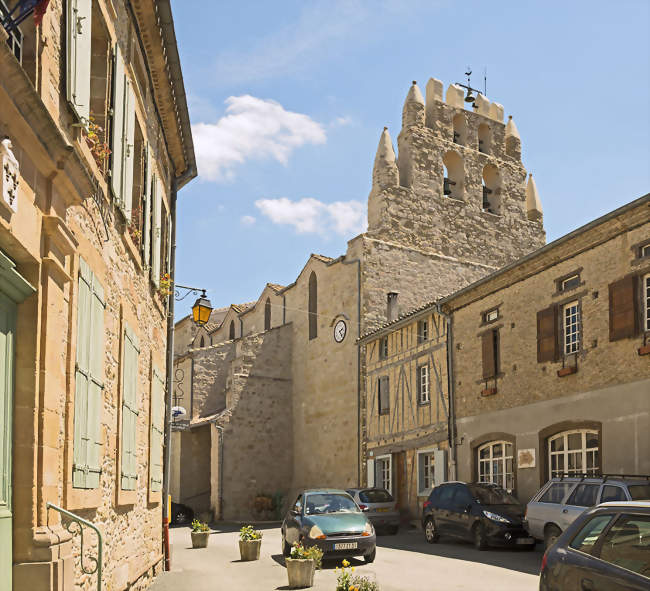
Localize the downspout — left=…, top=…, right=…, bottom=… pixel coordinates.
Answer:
left=436, top=303, right=457, bottom=481
left=212, top=423, right=224, bottom=519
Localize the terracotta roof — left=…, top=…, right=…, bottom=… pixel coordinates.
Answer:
left=267, top=283, right=285, bottom=293
left=231, top=301, right=255, bottom=314
left=358, top=298, right=443, bottom=342
left=311, top=253, right=334, bottom=263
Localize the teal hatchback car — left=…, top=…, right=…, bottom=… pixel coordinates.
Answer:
left=281, top=489, right=376, bottom=563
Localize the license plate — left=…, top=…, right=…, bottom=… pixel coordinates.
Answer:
left=334, top=542, right=358, bottom=550
left=516, top=537, right=535, bottom=545
left=376, top=508, right=390, bottom=513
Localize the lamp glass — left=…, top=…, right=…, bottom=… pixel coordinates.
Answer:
left=192, top=297, right=212, bottom=326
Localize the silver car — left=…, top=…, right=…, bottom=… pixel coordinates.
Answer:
left=525, top=475, right=650, bottom=549
left=346, top=488, right=400, bottom=534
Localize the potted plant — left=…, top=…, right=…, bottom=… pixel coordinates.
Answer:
left=190, top=519, right=210, bottom=549
left=335, top=559, right=379, bottom=591
left=239, top=525, right=262, bottom=561
left=285, top=542, right=323, bottom=589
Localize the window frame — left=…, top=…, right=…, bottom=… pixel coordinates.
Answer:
left=483, top=308, right=499, bottom=323
left=417, top=448, right=435, bottom=496
left=379, top=336, right=388, bottom=360
left=417, top=319, right=428, bottom=344
left=417, top=363, right=430, bottom=405
left=548, top=429, right=600, bottom=479
left=378, top=376, right=390, bottom=416
left=476, top=440, right=514, bottom=491
left=562, top=300, right=581, bottom=356
left=375, top=454, right=392, bottom=495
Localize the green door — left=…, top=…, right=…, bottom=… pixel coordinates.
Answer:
left=0, top=291, right=16, bottom=591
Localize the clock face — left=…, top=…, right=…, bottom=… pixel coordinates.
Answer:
left=334, top=319, right=347, bottom=343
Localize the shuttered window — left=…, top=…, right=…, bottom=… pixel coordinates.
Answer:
left=417, top=364, right=429, bottom=404
left=66, top=0, right=92, bottom=122
left=121, top=324, right=139, bottom=491
left=537, top=305, right=559, bottom=363
left=149, top=367, right=165, bottom=493
left=110, top=46, right=136, bottom=218
left=609, top=275, right=639, bottom=341
left=151, top=175, right=162, bottom=286
left=481, top=329, right=499, bottom=379
left=142, top=146, right=152, bottom=267
left=644, top=275, right=650, bottom=332
left=378, top=376, right=389, bottom=415
left=73, top=258, right=105, bottom=489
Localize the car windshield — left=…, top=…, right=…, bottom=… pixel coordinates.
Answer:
left=628, top=484, right=650, bottom=500
left=359, top=489, right=393, bottom=503
left=468, top=485, right=519, bottom=505
left=304, top=493, right=360, bottom=514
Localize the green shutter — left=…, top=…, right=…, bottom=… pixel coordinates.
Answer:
left=66, top=0, right=92, bottom=122
left=150, top=368, right=164, bottom=492
left=111, top=46, right=126, bottom=206
left=73, top=259, right=104, bottom=489
left=151, top=177, right=161, bottom=287
left=121, top=324, right=139, bottom=491
left=142, top=146, right=152, bottom=267
left=122, top=79, right=136, bottom=220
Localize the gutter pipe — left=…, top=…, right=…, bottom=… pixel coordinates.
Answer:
left=436, top=303, right=457, bottom=481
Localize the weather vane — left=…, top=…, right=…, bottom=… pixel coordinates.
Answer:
left=456, top=66, right=484, bottom=108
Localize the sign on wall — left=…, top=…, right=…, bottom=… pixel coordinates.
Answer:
left=517, top=448, right=536, bottom=469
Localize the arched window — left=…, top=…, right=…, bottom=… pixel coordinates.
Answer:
left=477, top=441, right=514, bottom=490
left=548, top=430, right=599, bottom=478
left=478, top=123, right=491, bottom=154
left=452, top=113, right=467, bottom=146
left=229, top=320, right=235, bottom=340
left=199, top=335, right=205, bottom=348
left=482, top=164, right=501, bottom=214
left=442, top=151, right=463, bottom=200
left=264, top=297, right=271, bottom=331
left=308, top=271, right=317, bottom=340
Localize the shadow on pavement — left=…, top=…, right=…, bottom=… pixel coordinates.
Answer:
left=377, top=530, right=543, bottom=576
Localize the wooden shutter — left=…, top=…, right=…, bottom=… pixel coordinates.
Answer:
left=149, top=368, right=165, bottom=493
left=73, top=259, right=104, bottom=489
left=151, top=176, right=162, bottom=286
left=537, top=305, right=559, bottom=363
left=121, top=79, right=136, bottom=219
left=121, top=324, right=139, bottom=491
left=609, top=275, right=638, bottom=341
left=66, top=0, right=92, bottom=122
left=142, top=147, right=152, bottom=266
left=111, top=46, right=126, bottom=205
left=482, top=330, right=497, bottom=379
left=366, top=459, right=375, bottom=487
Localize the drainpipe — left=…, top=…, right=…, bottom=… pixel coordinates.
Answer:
left=212, top=423, right=224, bottom=519
left=436, top=303, right=457, bottom=481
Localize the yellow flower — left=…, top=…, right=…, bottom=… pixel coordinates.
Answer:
left=351, top=567, right=355, bottom=572
left=342, top=559, right=350, bottom=567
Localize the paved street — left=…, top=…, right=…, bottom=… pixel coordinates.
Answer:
left=151, top=524, right=543, bottom=591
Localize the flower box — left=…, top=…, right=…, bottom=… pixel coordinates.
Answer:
left=557, top=366, right=577, bottom=377
left=239, top=539, right=261, bottom=561
left=286, top=558, right=315, bottom=588
left=191, top=531, right=210, bottom=549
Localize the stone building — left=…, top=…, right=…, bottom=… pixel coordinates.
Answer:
left=359, top=194, right=650, bottom=517
left=0, top=1, right=195, bottom=590
left=172, top=77, right=546, bottom=520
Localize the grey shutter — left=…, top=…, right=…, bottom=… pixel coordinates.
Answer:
left=142, top=146, right=152, bottom=266
left=366, top=459, right=375, bottom=487
left=149, top=367, right=165, bottom=492
left=433, top=449, right=447, bottom=487
left=151, top=176, right=162, bottom=286
left=121, top=324, right=139, bottom=490
left=66, top=0, right=92, bottom=122
left=122, top=78, right=136, bottom=219
left=111, top=46, right=126, bottom=205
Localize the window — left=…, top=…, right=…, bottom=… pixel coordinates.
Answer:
left=598, top=514, right=650, bottom=577
left=548, top=429, right=599, bottom=478
left=481, top=329, right=499, bottom=380
left=149, top=368, right=164, bottom=493
left=484, top=308, right=498, bottom=323
left=387, top=292, right=399, bottom=322
left=560, top=274, right=581, bottom=292
left=442, top=151, right=463, bottom=200
left=567, top=483, right=600, bottom=508
left=477, top=441, right=514, bottom=490
left=629, top=484, right=650, bottom=500
left=1, top=0, right=24, bottom=63
left=563, top=301, right=580, bottom=355
left=264, top=297, right=271, bottom=331
left=308, top=271, right=317, bottom=339
left=73, top=258, right=105, bottom=489
left=418, top=450, right=435, bottom=494
left=417, top=364, right=430, bottom=404
left=120, top=323, right=139, bottom=491
left=229, top=320, right=235, bottom=340
left=150, top=175, right=164, bottom=287
left=378, top=376, right=390, bottom=415
left=128, top=123, right=146, bottom=249
left=601, top=486, right=627, bottom=503
left=539, top=482, right=574, bottom=504
left=482, top=164, right=501, bottom=214
left=199, top=336, right=205, bottom=348
left=376, top=455, right=392, bottom=494
left=478, top=123, right=491, bottom=154
left=417, top=320, right=428, bottom=343
left=379, top=336, right=388, bottom=360
left=644, top=274, right=650, bottom=332
left=639, top=243, right=650, bottom=259
left=570, top=515, right=614, bottom=554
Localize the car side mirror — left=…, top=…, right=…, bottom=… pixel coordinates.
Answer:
left=361, top=506, right=369, bottom=513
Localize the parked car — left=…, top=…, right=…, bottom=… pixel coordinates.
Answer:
left=540, top=501, right=650, bottom=591
left=281, top=489, right=376, bottom=563
left=525, top=475, right=650, bottom=549
left=422, top=481, right=535, bottom=550
left=170, top=501, right=194, bottom=525
left=346, top=488, right=400, bottom=534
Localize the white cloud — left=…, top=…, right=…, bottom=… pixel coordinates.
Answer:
left=255, top=197, right=367, bottom=237
left=192, top=95, right=326, bottom=182
left=240, top=215, right=256, bottom=226
left=330, top=116, right=353, bottom=128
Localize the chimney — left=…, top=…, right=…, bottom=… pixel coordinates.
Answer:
left=387, top=292, right=399, bottom=322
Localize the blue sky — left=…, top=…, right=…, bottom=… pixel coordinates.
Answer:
left=170, top=0, right=650, bottom=318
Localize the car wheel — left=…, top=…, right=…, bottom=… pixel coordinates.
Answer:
left=473, top=523, right=488, bottom=551
left=424, top=518, right=439, bottom=544
left=544, top=525, right=562, bottom=551
left=281, top=532, right=291, bottom=557
left=364, top=548, right=376, bottom=563
left=174, top=510, right=189, bottom=525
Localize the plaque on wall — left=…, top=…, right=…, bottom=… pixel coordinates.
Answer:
left=517, top=448, right=536, bottom=469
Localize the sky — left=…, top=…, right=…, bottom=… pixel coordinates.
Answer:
left=170, top=0, right=650, bottom=319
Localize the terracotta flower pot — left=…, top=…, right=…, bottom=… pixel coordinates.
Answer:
left=239, top=539, right=261, bottom=561
left=285, top=558, right=315, bottom=588
left=191, top=531, right=210, bottom=549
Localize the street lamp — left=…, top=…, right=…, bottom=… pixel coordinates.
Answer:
left=174, top=284, right=213, bottom=326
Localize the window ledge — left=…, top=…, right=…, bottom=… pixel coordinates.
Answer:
left=557, top=366, right=578, bottom=377
left=481, top=387, right=498, bottom=397
left=638, top=345, right=650, bottom=356
left=418, top=400, right=431, bottom=407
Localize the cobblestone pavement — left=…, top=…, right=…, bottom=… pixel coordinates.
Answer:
left=151, top=524, right=542, bottom=591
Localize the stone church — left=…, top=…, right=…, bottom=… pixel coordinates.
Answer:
left=171, top=76, right=546, bottom=520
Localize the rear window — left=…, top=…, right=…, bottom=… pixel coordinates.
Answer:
left=567, top=484, right=600, bottom=508
left=628, top=485, right=650, bottom=501
left=360, top=489, right=393, bottom=503
left=538, top=482, right=574, bottom=504
left=600, top=486, right=626, bottom=503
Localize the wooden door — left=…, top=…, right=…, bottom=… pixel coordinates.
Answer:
left=0, top=292, right=16, bottom=591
